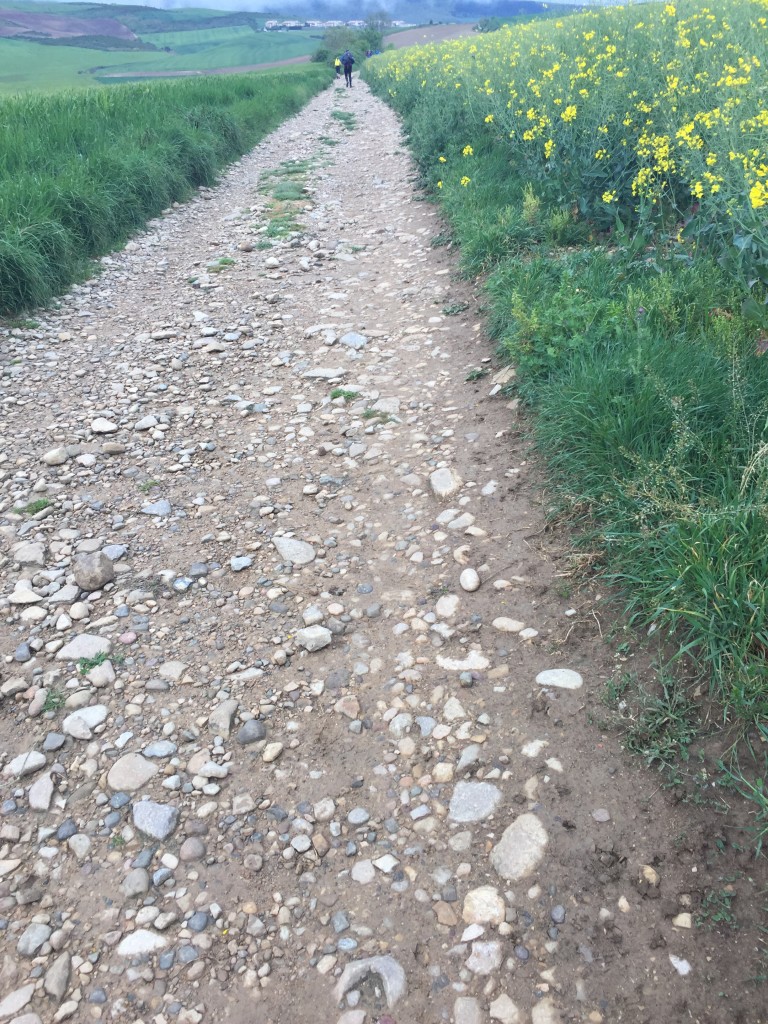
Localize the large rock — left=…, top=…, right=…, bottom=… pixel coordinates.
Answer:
left=490, top=813, right=548, bottom=881
left=43, top=951, right=71, bottom=1002
left=73, top=552, right=115, bottom=591
left=430, top=467, right=463, bottom=499
left=448, top=781, right=502, bottom=823
left=132, top=800, right=179, bottom=840
left=56, top=634, right=111, bottom=663
left=272, top=536, right=316, bottom=566
left=107, top=753, right=158, bottom=792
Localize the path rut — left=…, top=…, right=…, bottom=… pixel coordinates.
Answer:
left=0, top=80, right=764, bottom=1024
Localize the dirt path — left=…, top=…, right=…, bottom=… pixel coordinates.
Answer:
left=0, top=80, right=765, bottom=1024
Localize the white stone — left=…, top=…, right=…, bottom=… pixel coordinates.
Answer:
left=435, top=594, right=460, bottom=618
left=459, top=567, right=481, bottom=592
left=536, top=668, right=583, bottom=689
left=56, top=634, right=111, bottom=662
left=430, top=467, right=463, bottom=498
left=490, top=813, right=548, bottom=881
left=296, top=625, right=332, bottom=652
left=272, top=535, right=316, bottom=565
left=463, top=886, right=505, bottom=925
left=91, top=417, right=118, bottom=434
left=4, top=750, right=46, bottom=778
left=107, top=753, right=159, bottom=792
left=492, top=617, right=525, bottom=633
left=490, top=994, right=522, bottom=1024
left=466, top=940, right=502, bottom=975
left=116, top=930, right=168, bottom=956
left=436, top=650, right=489, bottom=672
left=449, top=781, right=502, bottom=823
left=62, top=704, right=107, bottom=739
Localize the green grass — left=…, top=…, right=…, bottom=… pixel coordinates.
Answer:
left=0, top=66, right=328, bottom=313
left=42, top=688, right=66, bottom=713
left=330, top=109, right=356, bottom=130
left=330, top=388, right=361, bottom=401
left=13, top=498, right=52, bottom=515
left=365, top=0, right=768, bottom=841
left=0, top=26, right=320, bottom=93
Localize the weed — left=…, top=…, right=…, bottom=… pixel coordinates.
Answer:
left=720, top=751, right=768, bottom=858
left=77, top=651, right=123, bottom=676
left=330, top=388, right=361, bottom=401
left=319, top=135, right=341, bottom=147
left=109, top=834, right=126, bottom=849
left=139, top=480, right=160, bottom=494
left=696, top=887, right=738, bottom=930
left=42, top=688, right=66, bottom=713
left=430, top=232, right=452, bottom=248
left=443, top=301, right=470, bottom=316
left=5, top=317, right=39, bottom=329
left=601, top=671, right=632, bottom=708
left=465, top=367, right=488, bottom=382
left=13, top=498, right=52, bottom=515
left=331, top=110, right=356, bottom=130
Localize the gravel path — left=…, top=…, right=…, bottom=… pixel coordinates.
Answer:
left=0, top=80, right=765, bottom=1024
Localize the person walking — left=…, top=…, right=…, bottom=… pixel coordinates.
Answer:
left=341, top=49, right=355, bottom=88
left=334, top=55, right=342, bottom=78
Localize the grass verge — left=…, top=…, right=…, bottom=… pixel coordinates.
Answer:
left=365, top=0, right=768, bottom=852
left=0, top=65, right=329, bottom=315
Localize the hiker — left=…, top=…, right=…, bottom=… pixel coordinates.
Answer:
left=341, top=49, right=355, bottom=88
left=334, top=55, right=341, bottom=78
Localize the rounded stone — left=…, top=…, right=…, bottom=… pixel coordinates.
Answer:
left=459, top=568, right=481, bottom=592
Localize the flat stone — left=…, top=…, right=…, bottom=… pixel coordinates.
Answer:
left=4, top=750, right=46, bottom=778
left=272, top=536, right=316, bottom=566
left=430, top=467, right=463, bottom=498
left=208, top=699, right=239, bottom=737
left=463, top=886, right=505, bottom=925
left=62, top=704, right=108, bottom=739
left=454, top=997, right=482, bottom=1024
left=350, top=860, right=375, bottom=884
left=449, top=781, right=502, bottom=823
left=179, top=837, right=206, bottom=862
left=17, top=921, right=52, bottom=956
left=116, top=930, right=168, bottom=957
left=296, top=625, right=332, bottom=651
left=303, top=367, right=347, bottom=379
left=490, top=813, right=548, bottom=881
left=436, top=650, right=489, bottom=672
left=107, top=753, right=158, bottom=792
left=492, top=617, right=525, bottom=633
left=230, top=556, right=252, bottom=572
left=44, top=951, right=71, bottom=1002
left=91, top=418, right=118, bottom=433
left=28, top=772, right=54, bottom=811
left=141, top=499, right=171, bottom=517
left=536, top=668, right=583, bottom=690
left=73, top=552, right=115, bottom=591
left=0, top=984, right=35, bottom=1018
left=466, top=940, right=502, bottom=975
left=42, top=447, right=69, bottom=465
left=340, top=331, right=367, bottom=349
left=56, top=634, right=111, bottom=662
left=334, top=955, right=407, bottom=1009
left=490, top=994, right=522, bottom=1024
left=132, top=800, right=179, bottom=840
left=12, top=542, right=45, bottom=566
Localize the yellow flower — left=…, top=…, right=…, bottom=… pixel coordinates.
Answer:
left=750, top=181, right=768, bottom=209
left=438, top=156, right=447, bottom=163
left=484, top=114, right=494, bottom=123
left=462, top=145, right=474, bottom=156
left=460, top=176, right=471, bottom=187
left=544, top=139, right=555, bottom=159
left=602, top=190, right=618, bottom=202
left=437, top=181, right=443, bottom=189
left=561, top=105, right=577, bottom=123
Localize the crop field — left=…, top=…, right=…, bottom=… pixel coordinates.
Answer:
left=0, top=65, right=328, bottom=311
left=0, top=3, right=321, bottom=92
left=366, top=0, right=768, bottom=819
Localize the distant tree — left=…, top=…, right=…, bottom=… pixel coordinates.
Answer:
left=475, top=16, right=506, bottom=32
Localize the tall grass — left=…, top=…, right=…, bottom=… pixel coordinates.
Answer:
left=0, top=67, right=329, bottom=313
left=364, top=2, right=768, bottom=743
